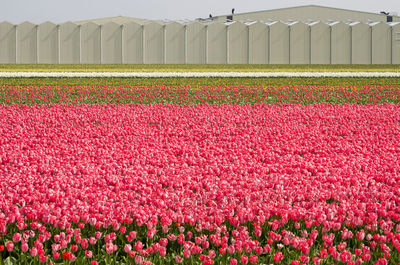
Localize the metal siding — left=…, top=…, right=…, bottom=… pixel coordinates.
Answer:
left=186, top=22, right=206, bottom=64
left=16, top=22, right=37, bottom=64
left=3, top=16, right=400, bottom=65
left=0, top=22, right=16, bottom=63
left=123, top=22, right=143, bottom=64
left=392, top=24, right=400, bottom=64
left=269, top=21, right=289, bottom=64
left=371, top=22, right=391, bottom=64
left=310, top=22, right=330, bottom=64
left=331, top=22, right=351, bottom=64
left=102, top=22, right=122, bottom=64
left=38, top=22, right=58, bottom=64
left=289, top=22, right=310, bottom=64
left=248, top=22, right=268, bottom=64
left=207, top=22, right=227, bottom=64
left=144, top=22, right=164, bottom=64
left=228, top=22, right=248, bottom=64
left=165, top=22, right=185, bottom=64
left=81, top=22, right=101, bottom=64
left=351, top=22, right=371, bottom=64
left=59, top=22, right=80, bottom=64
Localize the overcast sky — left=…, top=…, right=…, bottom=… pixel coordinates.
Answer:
left=2, top=0, right=400, bottom=24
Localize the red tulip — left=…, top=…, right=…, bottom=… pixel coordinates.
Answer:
left=62, top=251, right=71, bottom=260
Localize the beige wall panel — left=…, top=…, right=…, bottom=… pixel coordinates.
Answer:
left=81, top=22, right=100, bottom=64
left=248, top=22, right=268, bottom=64
left=17, top=22, right=37, bottom=64
left=227, top=22, right=248, bottom=64
left=207, top=22, right=227, bottom=64
left=392, top=24, right=400, bottom=64
left=0, top=22, right=16, bottom=63
left=269, top=21, right=289, bottom=64
left=123, top=22, right=143, bottom=64
left=371, top=22, right=391, bottom=64
left=228, top=22, right=248, bottom=64
left=38, top=22, right=58, bottom=64
left=310, top=22, right=330, bottom=64
left=102, top=22, right=122, bottom=64
left=330, top=22, right=350, bottom=64
left=186, top=22, right=206, bottom=64
left=165, top=22, right=185, bottom=64
left=59, top=22, right=80, bottom=64
left=289, top=22, right=310, bottom=64
left=144, top=22, right=163, bottom=64
left=351, top=22, right=371, bottom=64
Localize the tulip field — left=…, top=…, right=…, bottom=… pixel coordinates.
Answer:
left=1, top=75, right=400, bottom=265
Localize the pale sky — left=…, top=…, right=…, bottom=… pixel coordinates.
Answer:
left=2, top=0, right=400, bottom=24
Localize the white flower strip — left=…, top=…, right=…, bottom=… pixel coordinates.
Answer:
left=1, top=72, right=400, bottom=78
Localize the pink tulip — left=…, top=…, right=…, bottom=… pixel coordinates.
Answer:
left=30, top=247, right=38, bottom=257
left=89, top=237, right=97, bottom=245
left=6, top=242, right=14, bottom=252
left=21, top=243, right=29, bottom=252
left=12, top=233, right=22, bottom=243
left=175, top=256, right=183, bottom=263
left=240, top=255, right=248, bottom=265
left=273, top=252, right=284, bottom=263
left=124, top=244, right=132, bottom=253
left=134, top=255, right=142, bottom=264
left=230, top=258, right=238, bottom=265
left=39, top=255, right=47, bottom=263
left=85, top=250, right=93, bottom=258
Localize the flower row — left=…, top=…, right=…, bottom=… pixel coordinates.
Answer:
left=0, top=85, right=400, bottom=105
left=1, top=71, right=400, bottom=78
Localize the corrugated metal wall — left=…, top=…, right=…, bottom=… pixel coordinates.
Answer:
left=330, top=22, right=351, bottom=64
left=248, top=22, right=268, bottom=64
left=392, top=23, right=400, bottom=64
left=207, top=22, right=227, bottom=64
left=81, top=22, right=101, bottom=64
left=102, top=22, right=122, bottom=64
left=123, top=22, right=143, bottom=64
left=59, top=22, right=80, bottom=64
left=228, top=22, right=248, bottom=64
left=0, top=22, right=16, bottom=63
left=1, top=20, right=399, bottom=64
left=186, top=22, right=206, bottom=64
left=16, top=22, right=37, bottom=64
left=165, top=22, right=185, bottom=64
left=310, top=22, right=330, bottom=64
left=289, top=22, right=310, bottom=64
left=143, top=22, right=164, bottom=64
left=371, top=22, right=391, bottom=64
left=269, top=21, right=289, bottom=64
left=350, top=22, right=371, bottom=64
left=38, top=22, right=58, bottom=64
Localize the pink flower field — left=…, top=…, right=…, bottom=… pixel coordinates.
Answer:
left=1, top=103, right=400, bottom=264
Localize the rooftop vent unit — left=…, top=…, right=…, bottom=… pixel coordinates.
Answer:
left=381, top=11, right=394, bottom=22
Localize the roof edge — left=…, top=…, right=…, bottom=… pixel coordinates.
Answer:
left=210, top=5, right=400, bottom=19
